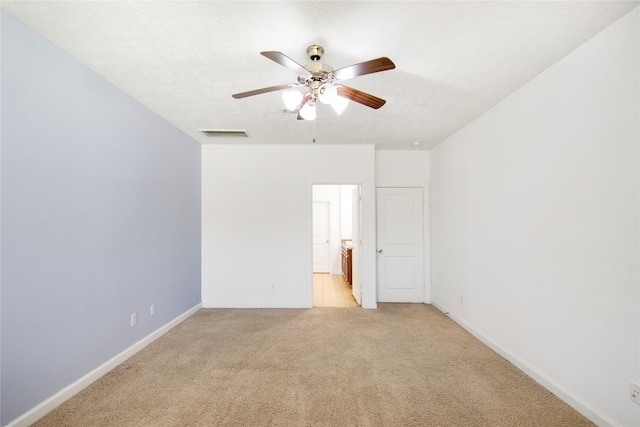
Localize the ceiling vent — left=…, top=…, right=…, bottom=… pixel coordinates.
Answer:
left=199, top=129, right=249, bottom=138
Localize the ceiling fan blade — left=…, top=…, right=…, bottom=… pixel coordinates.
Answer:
left=232, top=84, right=293, bottom=99
left=261, top=51, right=313, bottom=77
left=332, top=57, right=395, bottom=81
left=337, top=85, right=386, bottom=109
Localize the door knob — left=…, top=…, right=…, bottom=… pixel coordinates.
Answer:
left=378, top=249, right=383, bottom=253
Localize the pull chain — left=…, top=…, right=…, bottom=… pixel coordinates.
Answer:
left=312, top=118, right=316, bottom=143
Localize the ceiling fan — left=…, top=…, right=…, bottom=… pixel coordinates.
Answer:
left=232, top=45, right=395, bottom=120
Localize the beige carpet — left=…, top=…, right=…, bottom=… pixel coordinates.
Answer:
left=34, top=304, right=593, bottom=426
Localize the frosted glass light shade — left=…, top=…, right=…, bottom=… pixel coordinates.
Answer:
left=331, top=96, right=349, bottom=115
left=318, top=83, right=337, bottom=104
left=299, top=102, right=316, bottom=120
left=282, top=89, right=303, bottom=111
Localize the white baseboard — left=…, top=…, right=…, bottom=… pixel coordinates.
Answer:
left=7, top=303, right=202, bottom=427
left=430, top=302, right=619, bottom=427
left=202, top=301, right=311, bottom=308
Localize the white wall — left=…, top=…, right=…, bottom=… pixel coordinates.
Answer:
left=376, top=150, right=430, bottom=187
left=340, top=184, right=357, bottom=240
left=202, top=145, right=377, bottom=308
left=376, top=150, right=431, bottom=302
left=430, top=8, right=639, bottom=427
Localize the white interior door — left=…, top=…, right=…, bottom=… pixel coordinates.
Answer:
left=312, top=201, right=330, bottom=273
left=377, top=188, right=424, bottom=302
left=351, top=187, right=362, bottom=305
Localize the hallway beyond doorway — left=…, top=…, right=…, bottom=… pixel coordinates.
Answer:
left=313, top=274, right=358, bottom=307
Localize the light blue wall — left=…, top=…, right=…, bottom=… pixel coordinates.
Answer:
left=1, top=11, right=201, bottom=425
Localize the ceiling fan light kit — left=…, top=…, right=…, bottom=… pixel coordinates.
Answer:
left=232, top=45, right=395, bottom=121
left=282, top=88, right=303, bottom=111
left=318, top=82, right=337, bottom=104
left=299, top=100, right=317, bottom=121
left=330, top=93, right=349, bottom=115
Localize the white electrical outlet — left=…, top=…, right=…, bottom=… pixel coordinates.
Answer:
left=130, top=313, right=137, bottom=327
left=631, top=382, right=640, bottom=405
left=150, top=304, right=155, bottom=316
left=460, top=296, right=464, bottom=306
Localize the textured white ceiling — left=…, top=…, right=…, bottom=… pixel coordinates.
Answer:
left=2, top=1, right=638, bottom=150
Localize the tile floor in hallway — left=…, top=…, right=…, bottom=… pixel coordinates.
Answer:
left=313, top=273, right=359, bottom=307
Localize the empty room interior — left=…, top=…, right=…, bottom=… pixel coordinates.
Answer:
left=1, top=2, right=639, bottom=426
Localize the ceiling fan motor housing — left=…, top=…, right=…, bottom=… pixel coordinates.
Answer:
left=304, top=62, right=333, bottom=76
left=303, top=45, right=333, bottom=84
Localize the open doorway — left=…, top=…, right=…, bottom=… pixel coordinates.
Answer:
left=312, top=184, right=362, bottom=307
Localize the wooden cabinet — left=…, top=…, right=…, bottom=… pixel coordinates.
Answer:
left=341, top=243, right=352, bottom=286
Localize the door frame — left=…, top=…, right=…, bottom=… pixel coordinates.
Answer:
left=351, top=186, right=362, bottom=305
left=309, top=183, right=372, bottom=308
